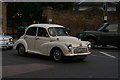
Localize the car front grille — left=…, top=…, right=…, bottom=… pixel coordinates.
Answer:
left=74, top=48, right=87, bottom=53
left=0, top=40, right=9, bottom=45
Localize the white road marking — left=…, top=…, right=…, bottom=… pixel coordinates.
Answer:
left=100, top=52, right=116, bottom=58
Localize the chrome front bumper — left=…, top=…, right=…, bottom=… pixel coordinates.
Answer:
left=65, top=46, right=91, bottom=56
left=64, top=52, right=91, bottom=56
left=0, top=41, right=13, bottom=48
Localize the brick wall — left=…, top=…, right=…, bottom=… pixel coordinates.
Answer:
left=0, top=3, right=7, bottom=34
left=42, top=7, right=119, bottom=36
left=0, top=3, right=2, bottom=33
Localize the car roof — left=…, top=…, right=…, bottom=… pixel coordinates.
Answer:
left=29, top=24, right=64, bottom=29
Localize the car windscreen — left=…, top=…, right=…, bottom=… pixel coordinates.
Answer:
left=97, top=23, right=109, bottom=31
left=48, top=27, right=69, bottom=36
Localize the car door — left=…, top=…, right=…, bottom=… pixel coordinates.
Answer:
left=35, top=27, right=50, bottom=55
left=100, top=24, right=118, bottom=45
left=24, top=27, right=37, bottom=51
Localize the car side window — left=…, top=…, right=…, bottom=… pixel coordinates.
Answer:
left=26, top=27, right=37, bottom=36
left=37, top=27, right=49, bottom=37
left=106, top=24, right=118, bottom=32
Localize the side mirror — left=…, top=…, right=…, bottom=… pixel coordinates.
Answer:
left=103, top=29, right=109, bottom=32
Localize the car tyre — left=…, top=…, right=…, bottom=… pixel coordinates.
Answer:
left=17, top=45, right=26, bottom=56
left=51, top=48, right=63, bottom=62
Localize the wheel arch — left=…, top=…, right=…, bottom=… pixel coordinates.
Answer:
left=16, top=43, right=24, bottom=49
left=46, top=42, right=69, bottom=56
left=15, top=39, right=28, bottom=52
left=85, top=35, right=97, bottom=43
left=50, top=47, right=64, bottom=56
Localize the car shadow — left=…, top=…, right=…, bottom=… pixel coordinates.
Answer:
left=20, top=53, right=86, bottom=64
left=24, top=53, right=50, bottom=61
left=1, top=48, right=10, bottom=51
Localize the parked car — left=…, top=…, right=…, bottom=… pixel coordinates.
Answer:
left=76, top=23, right=120, bottom=49
left=0, top=33, right=14, bottom=50
left=14, top=24, right=91, bottom=62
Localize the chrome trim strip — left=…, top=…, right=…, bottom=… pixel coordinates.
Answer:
left=64, top=52, right=91, bottom=56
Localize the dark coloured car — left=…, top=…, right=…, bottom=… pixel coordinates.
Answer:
left=76, top=23, right=120, bottom=49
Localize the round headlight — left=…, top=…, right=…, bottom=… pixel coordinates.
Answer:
left=68, top=44, right=72, bottom=49
left=88, top=44, right=91, bottom=48
left=87, top=44, right=91, bottom=51
left=9, top=38, right=13, bottom=42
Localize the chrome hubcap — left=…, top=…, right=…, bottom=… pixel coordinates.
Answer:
left=53, top=50, right=62, bottom=61
left=19, top=46, right=25, bottom=55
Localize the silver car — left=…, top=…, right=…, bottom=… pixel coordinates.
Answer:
left=0, top=33, right=13, bottom=50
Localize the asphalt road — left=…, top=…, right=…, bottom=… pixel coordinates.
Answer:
left=1, top=46, right=119, bottom=79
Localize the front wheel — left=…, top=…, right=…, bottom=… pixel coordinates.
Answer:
left=51, top=49, right=63, bottom=62
left=17, top=45, right=26, bottom=56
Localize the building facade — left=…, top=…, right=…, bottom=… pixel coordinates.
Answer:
left=0, top=3, right=7, bottom=34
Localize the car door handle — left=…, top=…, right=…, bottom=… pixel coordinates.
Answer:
left=36, top=37, right=39, bottom=40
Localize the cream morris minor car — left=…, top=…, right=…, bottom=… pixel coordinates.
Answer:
left=14, top=24, right=91, bottom=62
